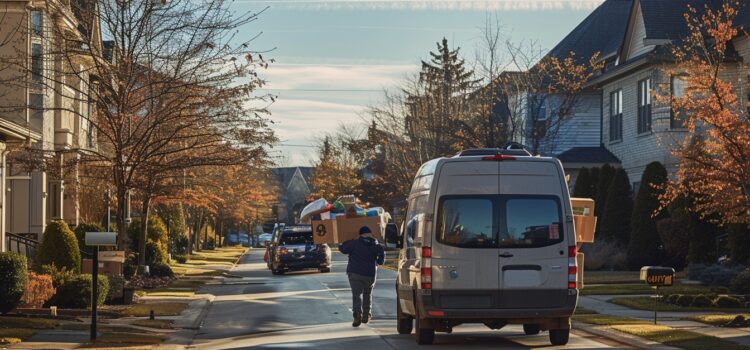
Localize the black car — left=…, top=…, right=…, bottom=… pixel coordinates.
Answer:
left=269, top=225, right=331, bottom=275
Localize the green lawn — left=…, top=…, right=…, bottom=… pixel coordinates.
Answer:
left=117, top=302, right=189, bottom=317
left=583, top=271, right=642, bottom=284
left=0, top=316, right=59, bottom=345
left=609, top=297, right=750, bottom=313
left=688, top=314, right=750, bottom=326
left=612, top=324, right=750, bottom=350
left=573, top=314, right=649, bottom=325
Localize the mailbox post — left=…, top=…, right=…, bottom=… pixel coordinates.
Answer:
left=85, top=232, right=117, bottom=341
left=639, top=266, right=675, bottom=324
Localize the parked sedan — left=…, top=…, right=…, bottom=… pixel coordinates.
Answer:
left=269, top=227, right=331, bottom=275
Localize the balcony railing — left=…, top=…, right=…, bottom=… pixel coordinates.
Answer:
left=6, top=232, right=39, bottom=262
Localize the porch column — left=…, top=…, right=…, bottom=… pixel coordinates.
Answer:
left=29, top=171, right=46, bottom=237
left=62, top=152, right=80, bottom=226
left=0, top=142, right=6, bottom=252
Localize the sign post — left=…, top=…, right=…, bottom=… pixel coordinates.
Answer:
left=639, top=266, right=675, bottom=325
left=85, top=232, right=117, bottom=342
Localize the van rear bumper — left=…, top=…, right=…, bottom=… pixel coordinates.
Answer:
left=418, top=289, right=577, bottom=320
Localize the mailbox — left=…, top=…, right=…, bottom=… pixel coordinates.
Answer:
left=640, top=266, right=675, bottom=287
left=85, top=232, right=117, bottom=247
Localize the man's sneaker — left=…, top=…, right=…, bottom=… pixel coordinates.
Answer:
left=362, top=313, right=372, bottom=324
left=352, top=314, right=362, bottom=327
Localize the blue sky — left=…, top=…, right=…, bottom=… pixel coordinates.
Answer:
left=233, top=0, right=603, bottom=166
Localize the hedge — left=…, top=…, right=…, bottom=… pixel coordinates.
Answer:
left=0, top=252, right=28, bottom=314
left=47, top=274, right=109, bottom=309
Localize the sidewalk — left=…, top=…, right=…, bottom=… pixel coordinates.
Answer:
left=579, top=294, right=750, bottom=346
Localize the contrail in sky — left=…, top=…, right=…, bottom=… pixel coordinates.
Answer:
left=237, top=0, right=605, bottom=11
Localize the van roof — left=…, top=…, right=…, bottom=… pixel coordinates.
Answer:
left=454, top=148, right=532, bottom=157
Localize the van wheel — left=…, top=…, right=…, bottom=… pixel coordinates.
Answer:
left=396, top=301, right=413, bottom=335
left=271, top=268, right=284, bottom=275
left=549, top=329, right=569, bottom=346
left=415, top=314, right=434, bottom=345
left=319, top=267, right=331, bottom=273
left=523, top=324, right=541, bottom=335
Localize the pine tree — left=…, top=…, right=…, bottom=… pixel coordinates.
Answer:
left=589, top=166, right=600, bottom=200
left=573, top=168, right=594, bottom=198
left=600, top=168, right=633, bottom=245
left=595, top=164, right=616, bottom=233
left=627, top=162, right=668, bottom=269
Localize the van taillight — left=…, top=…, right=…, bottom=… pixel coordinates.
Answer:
left=421, top=246, right=432, bottom=289
left=568, top=246, right=577, bottom=289
left=482, top=154, right=516, bottom=161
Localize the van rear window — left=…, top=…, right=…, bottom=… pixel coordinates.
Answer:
left=437, top=196, right=563, bottom=248
left=281, top=232, right=313, bottom=245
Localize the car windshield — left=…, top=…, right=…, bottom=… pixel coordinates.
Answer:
left=280, top=231, right=313, bottom=245
left=437, top=195, right=563, bottom=248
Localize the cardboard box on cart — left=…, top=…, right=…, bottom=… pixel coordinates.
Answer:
left=311, top=219, right=336, bottom=245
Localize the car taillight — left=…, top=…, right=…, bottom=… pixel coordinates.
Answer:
left=279, top=247, right=289, bottom=255
left=568, top=246, right=577, bottom=289
left=482, top=154, right=516, bottom=161
left=421, top=246, right=432, bottom=289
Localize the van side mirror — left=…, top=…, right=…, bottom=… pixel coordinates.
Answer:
left=385, top=223, right=399, bottom=245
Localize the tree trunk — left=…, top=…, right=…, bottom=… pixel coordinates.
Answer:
left=116, top=186, right=128, bottom=250
left=138, top=196, right=151, bottom=269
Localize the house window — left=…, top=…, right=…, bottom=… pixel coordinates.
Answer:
left=31, top=10, right=43, bottom=37
left=29, top=93, right=43, bottom=131
left=609, top=90, right=623, bottom=141
left=637, top=78, right=652, bottom=134
left=31, top=43, right=42, bottom=82
left=671, top=75, right=688, bottom=129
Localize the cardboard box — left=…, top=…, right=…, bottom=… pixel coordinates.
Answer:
left=312, top=219, right=336, bottom=245
left=335, top=216, right=381, bottom=243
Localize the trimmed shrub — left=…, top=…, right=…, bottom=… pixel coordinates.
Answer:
left=676, top=294, right=695, bottom=307
left=106, top=275, right=125, bottom=303
left=34, top=220, right=81, bottom=273
left=148, top=262, right=174, bottom=278
left=666, top=294, right=681, bottom=304
left=48, top=274, right=109, bottom=309
left=128, top=216, right=168, bottom=252
left=599, top=168, right=633, bottom=246
left=146, top=240, right=168, bottom=264
left=40, top=264, right=77, bottom=288
left=173, top=254, right=188, bottom=264
left=20, top=272, right=56, bottom=309
left=573, top=168, right=594, bottom=198
left=0, top=252, right=29, bottom=314
left=174, top=235, right=189, bottom=255
left=691, top=294, right=713, bottom=307
left=123, top=256, right=137, bottom=279
left=713, top=295, right=742, bottom=308
left=73, top=222, right=105, bottom=257
left=594, top=164, right=616, bottom=234
left=730, top=269, right=750, bottom=294
left=627, top=162, right=668, bottom=269
left=696, top=265, right=743, bottom=287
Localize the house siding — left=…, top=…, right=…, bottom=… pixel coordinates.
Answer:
left=602, top=65, right=686, bottom=185
left=624, top=2, right=655, bottom=60
left=541, top=92, right=602, bottom=155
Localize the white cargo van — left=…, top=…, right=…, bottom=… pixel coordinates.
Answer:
left=394, top=148, right=578, bottom=345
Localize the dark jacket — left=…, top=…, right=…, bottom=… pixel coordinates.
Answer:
left=339, top=236, right=385, bottom=277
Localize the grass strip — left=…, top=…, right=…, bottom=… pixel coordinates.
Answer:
left=611, top=324, right=750, bottom=350
left=117, top=302, right=188, bottom=317
left=581, top=283, right=713, bottom=296
left=609, top=297, right=749, bottom=313
left=687, top=314, right=750, bottom=326
left=573, top=314, right=648, bottom=325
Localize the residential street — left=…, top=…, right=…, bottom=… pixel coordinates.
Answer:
left=189, top=249, right=631, bottom=349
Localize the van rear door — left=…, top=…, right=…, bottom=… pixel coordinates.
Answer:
left=430, top=160, right=500, bottom=309
left=496, top=161, right=570, bottom=309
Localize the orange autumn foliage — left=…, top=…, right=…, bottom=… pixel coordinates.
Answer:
left=662, top=0, right=750, bottom=225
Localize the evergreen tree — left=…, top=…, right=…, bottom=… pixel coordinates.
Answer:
left=595, top=164, right=616, bottom=233
left=572, top=168, right=594, bottom=198
left=628, top=162, right=668, bottom=269
left=687, top=214, right=719, bottom=264
left=600, top=168, right=633, bottom=245
left=589, top=167, right=600, bottom=200
left=727, top=224, right=750, bottom=266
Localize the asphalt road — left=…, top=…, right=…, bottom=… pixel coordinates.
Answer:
left=189, top=249, right=631, bottom=350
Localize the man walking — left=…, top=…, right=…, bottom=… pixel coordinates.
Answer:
left=339, top=226, right=385, bottom=327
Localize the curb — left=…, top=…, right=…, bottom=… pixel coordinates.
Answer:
left=573, top=322, right=682, bottom=350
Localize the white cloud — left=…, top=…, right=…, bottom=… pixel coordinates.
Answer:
left=259, top=63, right=415, bottom=166
left=239, top=0, right=604, bottom=11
